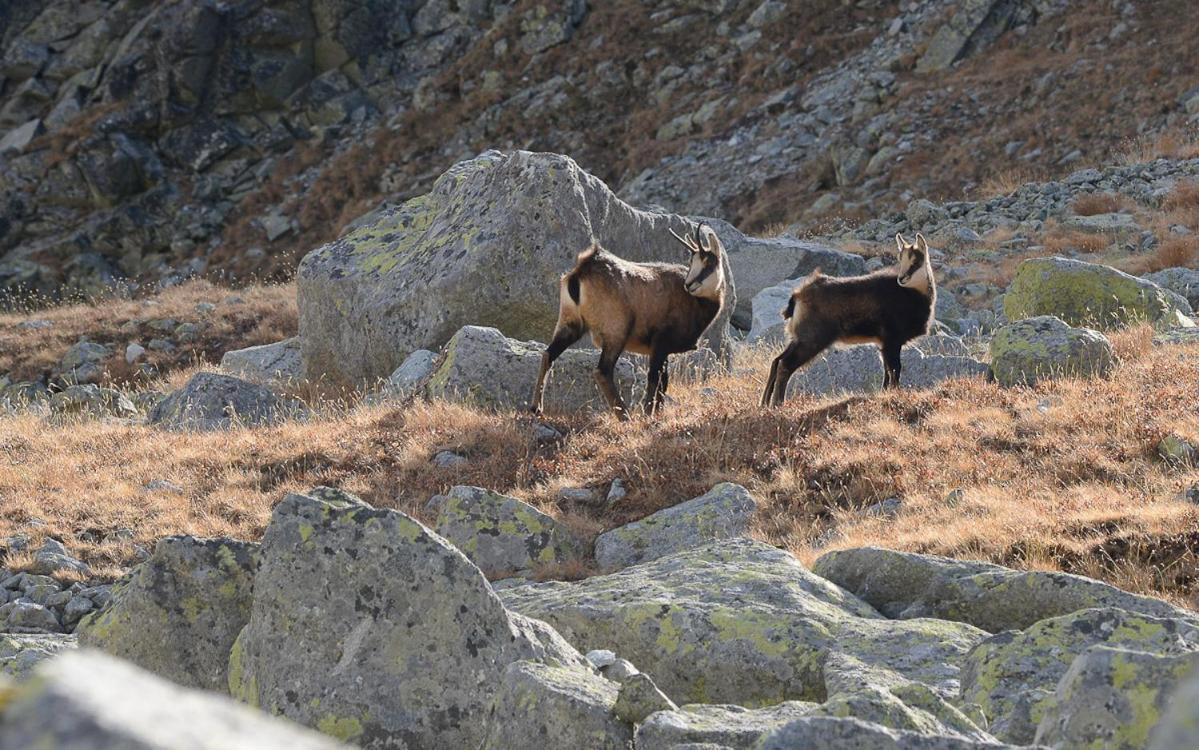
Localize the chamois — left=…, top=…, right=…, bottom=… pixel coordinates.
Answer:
left=531, top=224, right=728, bottom=419
left=761, top=233, right=936, bottom=407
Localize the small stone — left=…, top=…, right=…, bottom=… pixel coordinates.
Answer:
left=144, top=480, right=184, bottom=494
left=533, top=423, right=563, bottom=443
left=863, top=497, right=902, bottom=518
left=586, top=649, right=617, bottom=669
left=432, top=450, right=468, bottom=468
left=558, top=487, right=597, bottom=506
left=613, top=672, right=678, bottom=724
left=28, top=539, right=91, bottom=577
left=606, top=478, right=628, bottom=507
left=125, top=343, right=146, bottom=364
left=601, top=659, right=640, bottom=684
left=0, top=601, right=62, bottom=633
left=194, top=302, right=217, bottom=314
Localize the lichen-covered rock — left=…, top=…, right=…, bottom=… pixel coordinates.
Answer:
left=1034, top=646, right=1199, bottom=750
left=501, top=539, right=987, bottom=707
left=1145, top=267, right=1199, bottom=310
left=1149, top=664, right=1199, bottom=750
left=961, top=607, right=1199, bottom=744
left=422, top=325, right=642, bottom=413
left=0, top=600, right=62, bottom=633
left=754, top=716, right=1016, bottom=749
left=229, top=491, right=586, bottom=749
left=149, top=372, right=303, bottom=431
left=0, top=650, right=347, bottom=750
left=430, top=485, right=584, bottom=578
left=298, top=150, right=735, bottom=385
left=478, top=660, right=632, bottom=749
left=812, top=546, right=1196, bottom=632
left=48, top=383, right=138, bottom=421
left=613, top=671, right=677, bottom=724
left=594, top=483, right=758, bottom=571
left=989, top=315, right=1116, bottom=387
left=636, top=701, right=816, bottom=749
left=1004, top=257, right=1195, bottom=331
left=0, top=633, right=76, bottom=679
left=367, top=348, right=439, bottom=402
left=220, top=338, right=303, bottom=384
left=27, top=537, right=92, bottom=577
left=786, top=344, right=988, bottom=397
left=77, top=535, right=257, bottom=692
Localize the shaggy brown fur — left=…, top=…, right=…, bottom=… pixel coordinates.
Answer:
left=532, top=226, right=727, bottom=418
left=762, top=233, right=936, bottom=406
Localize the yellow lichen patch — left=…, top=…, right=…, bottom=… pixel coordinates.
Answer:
left=317, top=714, right=365, bottom=742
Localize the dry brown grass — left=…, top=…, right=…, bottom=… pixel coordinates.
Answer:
left=978, top=167, right=1048, bottom=199
left=3, top=333, right=1197, bottom=608
left=0, top=280, right=297, bottom=384
left=1118, top=129, right=1199, bottom=166
left=1041, top=227, right=1113, bottom=256
left=1071, top=193, right=1130, bottom=216
left=1163, top=181, right=1199, bottom=229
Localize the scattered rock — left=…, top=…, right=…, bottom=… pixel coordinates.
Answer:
left=786, top=344, right=988, bottom=397
left=593, top=482, right=758, bottom=571
left=430, top=485, right=584, bottom=578
left=229, top=489, right=586, bottom=748
left=478, top=660, right=633, bottom=749
left=1145, top=267, right=1199, bottom=310
left=221, top=338, right=303, bottom=384
left=78, top=535, right=257, bottom=692
left=756, top=716, right=1012, bottom=749
left=149, top=372, right=303, bottom=431
left=378, top=348, right=439, bottom=400
left=613, top=672, right=677, bottom=724
left=0, top=600, right=62, bottom=633
left=27, top=538, right=91, bottom=577
left=431, top=450, right=468, bottom=468
left=125, top=342, right=146, bottom=364
left=1004, top=257, right=1195, bottom=331
left=59, top=341, right=110, bottom=384
left=0, top=650, right=347, bottom=749
left=422, top=325, right=641, bottom=413
left=0, top=633, right=76, bottom=679
left=636, top=701, right=816, bottom=749
left=989, top=315, right=1115, bottom=387
left=48, top=384, right=137, bottom=421
left=812, top=546, right=1196, bottom=632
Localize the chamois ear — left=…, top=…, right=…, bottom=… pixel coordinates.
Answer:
left=895, top=233, right=907, bottom=253
left=915, top=233, right=929, bottom=253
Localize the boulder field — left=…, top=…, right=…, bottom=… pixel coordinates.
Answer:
left=0, top=483, right=1194, bottom=748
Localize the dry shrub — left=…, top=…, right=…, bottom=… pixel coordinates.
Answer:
left=1124, top=236, right=1199, bottom=275
left=1119, top=128, right=1199, bottom=165
left=1071, top=193, right=1128, bottom=216
left=979, top=167, right=1046, bottom=199
left=1164, top=181, right=1199, bottom=228
left=1042, top=228, right=1112, bottom=255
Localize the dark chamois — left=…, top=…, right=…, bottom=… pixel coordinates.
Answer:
left=531, top=224, right=728, bottom=419
left=761, top=233, right=936, bottom=407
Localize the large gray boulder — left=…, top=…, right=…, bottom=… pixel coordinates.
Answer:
left=77, top=536, right=257, bottom=693
left=0, top=650, right=347, bottom=750
left=636, top=701, right=817, bottom=749
left=747, top=279, right=795, bottom=344
left=786, top=345, right=988, bottom=397
left=297, top=150, right=736, bottom=385
left=430, top=485, right=585, bottom=578
left=420, top=325, right=641, bottom=413
left=698, top=217, right=864, bottom=331
left=1146, top=267, right=1199, bottom=310
left=593, top=482, right=758, bottom=571
left=961, top=608, right=1199, bottom=744
left=221, top=338, right=303, bottom=384
left=1034, top=646, right=1199, bottom=750
left=478, top=660, right=633, bottom=749
left=149, top=372, right=303, bottom=431
left=812, top=546, right=1197, bottom=633
left=755, top=716, right=1015, bottom=749
left=500, top=539, right=987, bottom=706
left=228, top=490, right=587, bottom=749
left=1004, top=257, right=1195, bottom=331
left=989, top=315, right=1115, bottom=387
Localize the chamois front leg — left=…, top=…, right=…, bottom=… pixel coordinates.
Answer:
left=644, top=346, right=669, bottom=416
left=881, top=340, right=903, bottom=389
left=770, top=333, right=832, bottom=407
left=761, top=354, right=782, bottom=408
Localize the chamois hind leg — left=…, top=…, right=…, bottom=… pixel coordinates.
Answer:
left=593, top=337, right=631, bottom=420
left=770, top=333, right=833, bottom=407
left=881, top=340, right=903, bottom=389
left=644, top=346, right=669, bottom=417
left=531, top=322, right=585, bottom=415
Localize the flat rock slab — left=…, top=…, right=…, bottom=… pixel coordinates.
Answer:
left=220, top=338, right=303, bottom=384
left=636, top=701, right=817, bottom=749
left=149, top=372, right=304, bottom=431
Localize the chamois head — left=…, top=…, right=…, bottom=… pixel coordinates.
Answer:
left=895, top=233, right=932, bottom=293
left=669, top=223, right=726, bottom=301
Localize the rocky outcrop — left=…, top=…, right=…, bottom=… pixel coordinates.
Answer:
left=989, top=315, right=1115, bottom=387
left=636, top=701, right=817, bottom=749
left=501, top=539, right=987, bottom=706
left=228, top=489, right=586, bottom=749
left=812, top=546, right=1196, bottom=632
left=297, top=150, right=735, bottom=385
left=1004, top=257, right=1195, bottom=331
left=755, top=716, right=1015, bottom=749
left=429, top=485, right=584, bottom=578
left=0, top=650, right=347, bottom=749
left=77, top=535, right=257, bottom=692
left=593, top=482, right=758, bottom=571
left=47, top=383, right=138, bottom=421
left=0, top=633, right=76, bottom=679
left=149, top=372, right=303, bottom=431
left=1146, top=267, right=1199, bottom=310
left=420, top=325, right=642, bottom=413
left=917, top=0, right=1047, bottom=73
left=478, top=660, right=633, bottom=749
left=785, top=344, right=989, bottom=397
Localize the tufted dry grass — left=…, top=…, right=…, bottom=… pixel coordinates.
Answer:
left=1, top=322, right=1197, bottom=608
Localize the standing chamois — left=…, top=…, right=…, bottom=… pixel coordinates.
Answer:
left=531, top=224, right=728, bottom=419
left=761, top=233, right=936, bottom=407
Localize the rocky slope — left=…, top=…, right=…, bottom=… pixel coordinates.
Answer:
left=3, top=0, right=1197, bottom=301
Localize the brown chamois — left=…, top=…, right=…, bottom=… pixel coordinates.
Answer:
left=761, top=233, right=936, bottom=407
left=531, top=224, right=728, bottom=419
